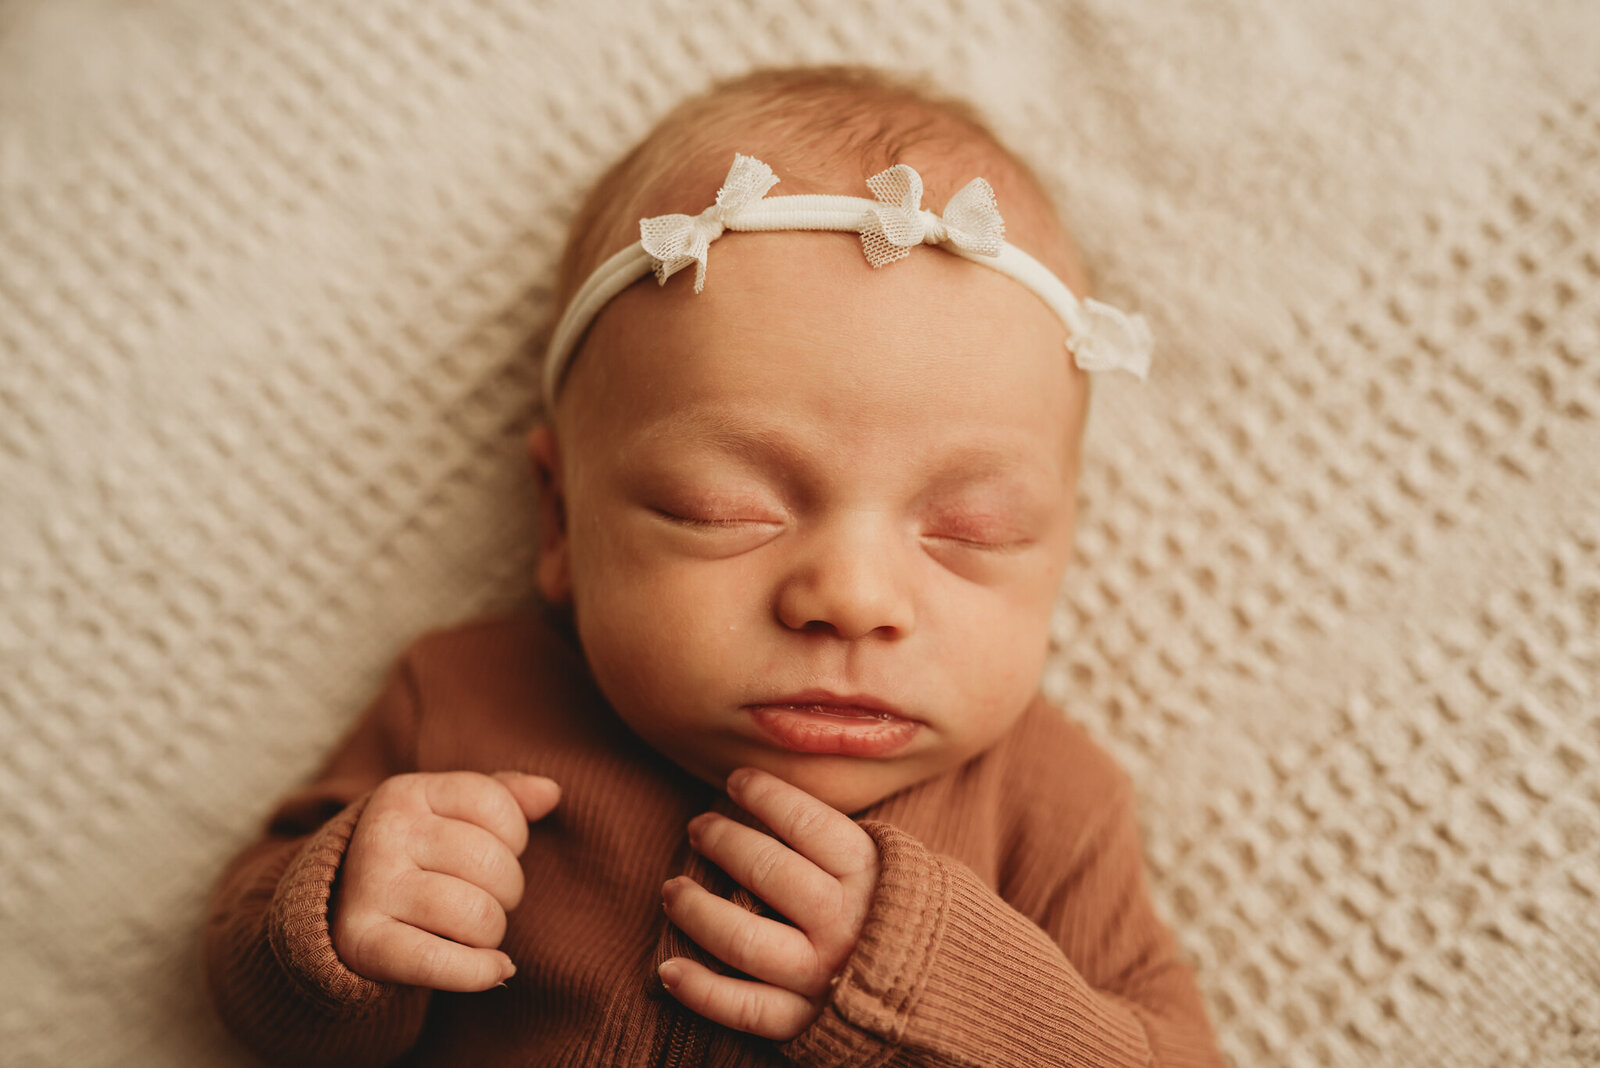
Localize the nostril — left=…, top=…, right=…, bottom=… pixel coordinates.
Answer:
left=791, top=618, right=846, bottom=638
left=795, top=617, right=903, bottom=641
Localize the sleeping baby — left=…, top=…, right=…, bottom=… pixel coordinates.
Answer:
left=204, top=64, right=1221, bottom=1067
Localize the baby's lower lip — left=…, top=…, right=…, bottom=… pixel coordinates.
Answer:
left=745, top=704, right=921, bottom=757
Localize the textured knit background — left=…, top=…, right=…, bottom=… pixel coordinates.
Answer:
left=2, top=1, right=1597, bottom=1065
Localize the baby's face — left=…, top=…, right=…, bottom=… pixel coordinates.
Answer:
left=536, top=232, right=1086, bottom=812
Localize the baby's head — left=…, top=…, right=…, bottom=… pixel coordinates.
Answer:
left=530, top=67, right=1135, bottom=812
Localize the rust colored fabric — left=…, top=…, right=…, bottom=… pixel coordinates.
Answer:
left=205, top=613, right=1220, bottom=1066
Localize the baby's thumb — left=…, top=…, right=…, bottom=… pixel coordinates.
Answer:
left=493, top=770, right=562, bottom=824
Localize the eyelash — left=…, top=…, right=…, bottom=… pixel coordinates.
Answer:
left=654, top=509, right=773, bottom=529
left=923, top=532, right=1033, bottom=553
left=651, top=508, right=1033, bottom=552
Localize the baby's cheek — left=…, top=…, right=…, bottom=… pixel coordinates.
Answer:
left=579, top=570, right=738, bottom=684
left=948, top=601, right=1052, bottom=704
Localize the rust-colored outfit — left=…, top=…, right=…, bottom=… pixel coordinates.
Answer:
left=205, top=615, right=1220, bottom=1066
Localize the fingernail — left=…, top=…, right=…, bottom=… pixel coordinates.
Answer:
left=661, top=877, right=682, bottom=905
left=686, top=813, right=709, bottom=844
left=726, top=767, right=751, bottom=793
left=658, top=959, right=683, bottom=990
left=500, top=960, right=517, bottom=984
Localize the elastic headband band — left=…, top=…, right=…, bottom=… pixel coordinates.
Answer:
left=543, top=154, right=1152, bottom=404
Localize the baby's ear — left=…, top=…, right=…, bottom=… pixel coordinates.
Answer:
left=527, top=424, right=573, bottom=604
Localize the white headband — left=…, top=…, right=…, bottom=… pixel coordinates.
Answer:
left=542, top=154, right=1153, bottom=404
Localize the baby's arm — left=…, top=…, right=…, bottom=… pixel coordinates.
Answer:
left=805, top=802, right=1220, bottom=1067
left=204, top=658, right=558, bottom=1067
left=665, top=770, right=1221, bottom=1067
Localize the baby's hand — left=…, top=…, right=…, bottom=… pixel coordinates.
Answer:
left=660, top=768, right=879, bottom=1041
left=331, top=770, right=560, bottom=991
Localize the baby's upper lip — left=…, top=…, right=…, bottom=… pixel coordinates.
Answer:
left=747, top=689, right=917, bottom=721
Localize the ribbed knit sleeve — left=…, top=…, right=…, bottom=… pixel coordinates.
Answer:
left=204, top=660, right=433, bottom=1067
left=783, top=802, right=1221, bottom=1067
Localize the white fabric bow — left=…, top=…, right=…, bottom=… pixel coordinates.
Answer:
left=1065, top=299, right=1155, bottom=378
left=860, top=164, right=1005, bottom=267
left=639, top=154, right=780, bottom=291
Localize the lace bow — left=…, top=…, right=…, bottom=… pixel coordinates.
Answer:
left=860, top=165, right=1005, bottom=267
left=1065, top=299, right=1154, bottom=377
left=639, top=154, right=780, bottom=292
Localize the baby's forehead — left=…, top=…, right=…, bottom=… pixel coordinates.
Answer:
left=554, top=225, right=1091, bottom=473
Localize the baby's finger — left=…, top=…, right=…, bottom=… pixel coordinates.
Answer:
left=390, top=869, right=509, bottom=950
left=686, top=813, right=841, bottom=937
left=658, top=956, right=818, bottom=1041
left=410, top=819, right=526, bottom=911
left=492, top=771, right=562, bottom=826
left=422, top=772, right=533, bottom=855
left=726, top=768, right=877, bottom=880
left=661, top=875, right=823, bottom=995
left=343, top=917, right=515, bottom=993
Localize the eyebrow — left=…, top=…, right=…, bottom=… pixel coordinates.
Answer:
left=632, top=408, right=796, bottom=465
left=629, top=407, right=1061, bottom=489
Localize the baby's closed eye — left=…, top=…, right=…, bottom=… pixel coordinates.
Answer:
left=650, top=489, right=787, bottom=528
left=918, top=488, right=1046, bottom=552
left=643, top=483, right=790, bottom=556
left=921, top=512, right=1037, bottom=551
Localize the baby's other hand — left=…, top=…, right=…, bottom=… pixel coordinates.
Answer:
left=331, top=770, right=560, bottom=991
left=660, top=768, right=879, bottom=1041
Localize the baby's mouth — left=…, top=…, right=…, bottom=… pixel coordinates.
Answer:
left=743, top=691, right=921, bottom=757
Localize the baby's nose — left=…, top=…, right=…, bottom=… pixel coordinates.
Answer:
left=773, top=519, right=915, bottom=640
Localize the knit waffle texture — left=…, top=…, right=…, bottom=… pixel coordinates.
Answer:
left=1, top=1, right=1597, bottom=1065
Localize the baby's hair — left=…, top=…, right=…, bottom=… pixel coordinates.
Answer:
left=554, top=65, right=1081, bottom=310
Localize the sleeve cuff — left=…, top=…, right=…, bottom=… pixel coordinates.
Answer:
left=266, top=793, right=396, bottom=1011
left=783, top=821, right=1154, bottom=1068
left=781, top=821, right=951, bottom=1065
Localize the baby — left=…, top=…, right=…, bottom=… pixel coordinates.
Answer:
left=205, top=66, right=1220, bottom=1066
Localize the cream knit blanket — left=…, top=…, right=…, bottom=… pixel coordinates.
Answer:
left=2, top=1, right=1597, bottom=1064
